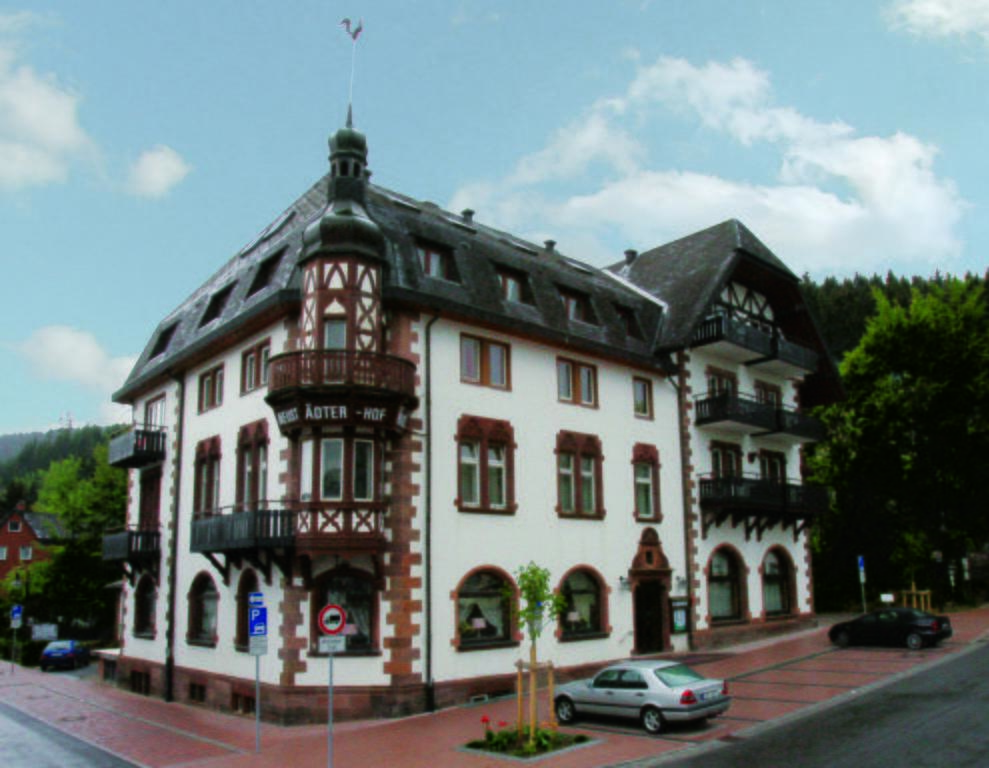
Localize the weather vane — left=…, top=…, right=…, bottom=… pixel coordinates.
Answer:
left=340, top=17, right=363, bottom=126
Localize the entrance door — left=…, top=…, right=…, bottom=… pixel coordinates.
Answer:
left=634, top=580, right=665, bottom=654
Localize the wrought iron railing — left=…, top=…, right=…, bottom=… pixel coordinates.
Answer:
left=694, top=392, right=777, bottom=431
left=102, top=529, right=161, bottom=561
left=698, top=475, right=827, bottom=517
left=692, top=315, right=774, bottom=358
left=108, top=426, right=167, bottom=468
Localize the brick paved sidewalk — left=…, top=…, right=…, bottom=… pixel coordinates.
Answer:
left=2, top=606, right=987, bottom=768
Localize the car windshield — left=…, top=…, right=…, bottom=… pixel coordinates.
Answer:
left=45, top=641, right=71, bottom=651
left=653, top=664, right=704, bottom=687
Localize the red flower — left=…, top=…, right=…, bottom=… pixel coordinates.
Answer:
left=480, top=715, right=491, bottom=725
left=498, top=721, right=508, bottom=728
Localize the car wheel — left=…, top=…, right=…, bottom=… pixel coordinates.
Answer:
left=906, top=632, right=924, bottom=651
left=555, top=697, right=576, bottom=725
left=834, top=630, right=851, bottom=648
left=641, top=706, right=664, bottom=735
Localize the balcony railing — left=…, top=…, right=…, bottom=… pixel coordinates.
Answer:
left=692, top=315, right=774, bottom=359
left=698, top=476, right=828, bottom=518
left=267, top=350, right=416, bottom=398
left=190, top=508, right=296, bottom=553
left=189, top=504, right=386, bottom=554
left=108, top=427, right=166, bottom=469
left=694, top=392, right=777, bottom=432
left=102, top=529, right=161, bottom=561
left=694, top=392, right=824, bottom=441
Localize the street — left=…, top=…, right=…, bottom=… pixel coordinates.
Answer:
left=0, top=701, right=135, bottom=768
left=660, top=641, right=989, bottom=767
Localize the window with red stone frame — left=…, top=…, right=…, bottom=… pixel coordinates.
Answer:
left=455, top=415, right=517, bottom=514
left=193, top=437, right=222, bottom=516
left=631, top=443, right=662, bottom=522
left=241, top=340, right=270, bottom=394
left=555, top=431, right=605, bottom=519
left=236, top=420, right=269, bottom=512
left=198, top=365, right=224, bottom=412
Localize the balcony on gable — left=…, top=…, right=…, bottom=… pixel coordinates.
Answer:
left=692, top=315, right=818, bottom=377
left=697, top=475, right=828, bottom=539
left=694, top=392, right=777, bottom=433
left=695, top=392, right=824, bottom=442
left=266, top=350, right=418, bottom=435
left=108, top=426, right=166, bottom=469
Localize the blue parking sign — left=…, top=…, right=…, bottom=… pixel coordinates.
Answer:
left=248, top=606, right=267, bottom=637
left=11, top=605, right=22, bottom=620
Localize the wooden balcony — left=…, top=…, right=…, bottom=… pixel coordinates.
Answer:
left=698, top=475, right=828, bottom=539
left=108, top=427, right=166, bottom=469
left=751, top=336, right=819, bottom=378
left=190, top=508, right=296, bottom=553
left=268, top=350, right=416, bottom=398
left=266, top=350, right=417, bottom=434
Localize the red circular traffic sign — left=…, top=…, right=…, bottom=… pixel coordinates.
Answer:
left=318, top=604, right=347, bottom=635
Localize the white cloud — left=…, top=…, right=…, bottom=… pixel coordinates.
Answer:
left=18, top=325, right=136, bottom=400
left=448, top=55, right=965, bottom=276
left=126, top=144, right=192, bottom=198
left=887, top=0, right=989, bottom=42
left=0, top=13, right=94, bottom=189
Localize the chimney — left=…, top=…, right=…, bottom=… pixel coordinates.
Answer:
left=624, top=249, right=638, bottom=266
left=544, top=239, right=556, bottom=254
left=461, top=208, right=474, bottom=223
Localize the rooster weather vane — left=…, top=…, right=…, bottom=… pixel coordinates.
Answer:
left=340, top=17, right=363, bottom=126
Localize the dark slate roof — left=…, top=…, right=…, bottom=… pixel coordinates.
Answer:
left=0, top=510, right=66, bottom=542
left=115, top=175, right=669, bottom=402
left=607, top=219, right=801, bottom=351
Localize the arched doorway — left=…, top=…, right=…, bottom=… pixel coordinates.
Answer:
left=629, top=528, right=673, bottom=654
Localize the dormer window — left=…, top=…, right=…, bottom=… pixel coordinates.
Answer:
left=497, top=267, right=530, bottom=304
left=417, top=243, right=457, bottom=281
left=200, top=284, right=235, bottom=327
left=149, top=323, right=178, bottom=358
left=247, top=249, right=285, bottom=297
left=615, top=305, right=641, bottom=339
left=560, top=289, right=594, bottom=323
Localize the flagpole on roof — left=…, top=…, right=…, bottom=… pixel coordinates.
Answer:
left=340, top=17, right=363, bottom=127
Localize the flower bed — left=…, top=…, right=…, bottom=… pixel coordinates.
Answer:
left=464, top=715, right=591, bottom=760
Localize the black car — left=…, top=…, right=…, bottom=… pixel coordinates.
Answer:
left=829, top=608, right=952, bottom=650
left=39, top=640, right=90, bottom=671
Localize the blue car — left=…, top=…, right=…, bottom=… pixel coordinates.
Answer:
left=39, top=640, right=90, bottom=671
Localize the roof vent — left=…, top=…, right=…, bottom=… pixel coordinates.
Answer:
left=544, top=239, right=556, bottom=253
left=624, top=249, right=638, bottom=265
left=461, top=208, right=474, bottom=223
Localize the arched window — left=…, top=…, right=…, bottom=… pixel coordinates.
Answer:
left=187, top=573, right=219, bottom=646
left=235, top=569, right=260, bottom=651
left=456, top=569, right=513, bottom=648
left=560, top=569, right=605, bottom=640
left=133, top=575, right=157, bottom=638
left=762, top=550, right=792, bottom=616
left=708, top=549, right=743, bottom=622
left=311, top=567, right=376, bottom=654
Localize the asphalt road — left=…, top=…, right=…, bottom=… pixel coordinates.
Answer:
left=0, top=701, right=135, bottom=768
left=656, top=641, right=989, bottom=767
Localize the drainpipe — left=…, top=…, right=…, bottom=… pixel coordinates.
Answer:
left=667, top=352, right=696, bottom=649
left=164, top=373, right=185, bottom=702
left=423, top=314, right=439, bottom=712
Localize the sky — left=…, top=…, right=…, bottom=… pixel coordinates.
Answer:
left=2, top=0, right=989, bottom=435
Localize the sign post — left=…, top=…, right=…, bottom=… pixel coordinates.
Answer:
left=318, top=604, right=347, bottom=768
left=10, top=605, right=22, bottom=674
left=247, top=592, right=266, bottom=754
left=857, top=555, right=867, bottom=614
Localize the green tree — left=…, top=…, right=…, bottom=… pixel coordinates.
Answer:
left=811, top=278, right=989, bottom=608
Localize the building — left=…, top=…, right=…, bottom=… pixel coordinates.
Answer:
left=103, top=114, right=838, bottom=722
left=0, top=501, right=64, bottom=584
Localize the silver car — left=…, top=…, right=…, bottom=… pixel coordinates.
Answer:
left=554, top=660, right=731, bottom=734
